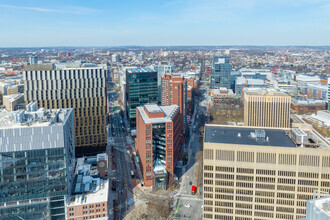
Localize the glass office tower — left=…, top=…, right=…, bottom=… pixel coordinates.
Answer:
left=210, top=56, right=231, bottom=89
left=0, top=103, right=75, bottom=220
left=126, top=67, right=158, bottom=128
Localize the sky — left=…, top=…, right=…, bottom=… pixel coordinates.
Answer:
left=0, top=0, right=329, bottom=47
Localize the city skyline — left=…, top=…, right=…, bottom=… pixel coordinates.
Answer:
left=0, top=0, right=330, bottom=47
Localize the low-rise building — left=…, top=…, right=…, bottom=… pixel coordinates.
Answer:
left=3, top=93, right=25, bottom=111
left=235, top=77, right=269, bottom=98
left=67, top=154, right=108, bottom=220
left=291, top=96, right=327, bottom=114
left=210, top=88, right=241, bottom=108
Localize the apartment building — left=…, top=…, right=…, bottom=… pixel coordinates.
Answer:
left=0, top=103, right=75, bottom=219
left=203, top=125, right=330, bottom=220
left=24, top=66, right=107, bottom=156
left=244, top=89, right=291, bottom=128
left=135, top=104, right=182, bottom=189
left=161, top=74, right=187, bottom=131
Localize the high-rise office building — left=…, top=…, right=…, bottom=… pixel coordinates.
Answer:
left=135, top=104, right=183, bottom=189
left=24, top=65, right=107, bottom=156
left=161, top=74, right=187, bottom=131
left=203, top=125, right=330, bottom=220
left=29, top=55, right=38, bottom=65
left=126, top=67, right=158, bottom=128
left=0, top=103, right=75, bottom=219
left=211, top=56, right=230, bottom=89
left=244, top=89, right=291, bottom=128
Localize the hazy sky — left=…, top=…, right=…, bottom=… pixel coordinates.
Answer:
left=0, top=0, right=329, bottom=47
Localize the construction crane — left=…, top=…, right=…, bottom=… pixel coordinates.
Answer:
left=272, top=49, right=289, bottom=81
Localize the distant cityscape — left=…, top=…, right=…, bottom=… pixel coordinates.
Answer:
left=0, top=46, right=329, bottom=220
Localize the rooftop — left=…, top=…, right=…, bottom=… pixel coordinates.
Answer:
left=3, top=93, right=24, bottom=102
left=309, top=196, right=330, bottom=217
left=137, top=104, right=179, bottom=124
left=204, top=125, right=296, bottom=148
left=127, top=67, right=155, bottom=73
left=145, top=104, right=163, bottom=113
left=244, top=88, right=290, bottom=96
left=0, top=102, right=72, bottom=129
left=236, top=77, right=266, bottom=85
left=68, top=154, right=109, bottom=206
left=68, top=180, right=108, bottom=206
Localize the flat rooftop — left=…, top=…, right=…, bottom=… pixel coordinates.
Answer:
left=68, top=180, right=108, bottom=206
left=244, top=88, right=289, bottom=96
left=204, top=125, right=296, bottom=148
left=3, top=93, right=24, bottom=102
left=127, top=67, right=155, bottom=73
left=137, top=104, right=179, bottom=124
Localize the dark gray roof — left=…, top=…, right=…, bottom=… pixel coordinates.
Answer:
left=204, top=126, right=296, bottom=148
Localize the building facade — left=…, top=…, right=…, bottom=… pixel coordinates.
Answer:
left=211, top=56, right=230, bottom=89
left=0, top=103, right=75, bottom=220
left=235, top=77, right=269, bottom=98
left=24, top=66, right=107, bottom=156
left=210, top=88, right=241, bottom=109
left=135, top=104, right=182, bottom=188
left=67, top=155, right=108, bottom=220
left=153, top=62, right=175, bottom=101
left=161, top=74, right=187, bottom=131
left=126, top=68, right=158, bottom=128
left=203, top=125, right=330, bottom=220
left=244, top=90, right=291, bottom=128
left=3, top=93, right=25, bottom=111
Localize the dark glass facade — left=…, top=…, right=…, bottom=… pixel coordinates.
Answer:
left=126, top=69, right=158, bottom=128
left=211, top=56, right=231, bottom=89
left=0, top=148, right=70, bottom=220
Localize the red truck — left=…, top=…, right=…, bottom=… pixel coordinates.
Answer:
left=191, top=185, right=196, bottom=195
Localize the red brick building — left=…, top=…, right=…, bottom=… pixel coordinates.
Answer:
left=161, top=74, right=187, bottom=131
left=135, top=104, right=183, bottom=188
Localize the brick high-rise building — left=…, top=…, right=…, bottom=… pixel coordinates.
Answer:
left=161, top=74, right=187, bottom=131
left=244, top=89, right=291, bottom=128
left=135, top=104, right=183, bottom=189
left=203, top=125, right=330, bottom=220
left=24, top=65, right=107, bottom=156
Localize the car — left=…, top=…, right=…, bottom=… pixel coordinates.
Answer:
left=189, top=181, right=192, bottom=185
left=185, top=204, right=191, bottom=208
